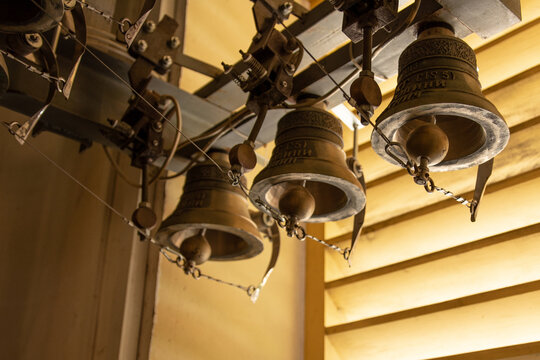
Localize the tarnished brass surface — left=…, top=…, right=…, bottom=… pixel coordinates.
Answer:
left=372, top=23, right=510, bottom=172
left=156, top=151, right=263, bottom=262
left=0, top=1, right=64, bottom=33
left=251, top=107, right=366, bottom=223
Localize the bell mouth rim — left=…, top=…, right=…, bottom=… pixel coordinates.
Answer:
left=371, top=103, right=510, bottom=172
left=157, top=221, right=264, bottom=262
left=250, top=172, right=366, bottom=223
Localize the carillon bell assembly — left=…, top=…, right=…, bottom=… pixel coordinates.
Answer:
left=251, top=107, right=366, bottom=223
left=156, top=150, right=264, bottom=265
left=372, top=22, right=510, bottom=172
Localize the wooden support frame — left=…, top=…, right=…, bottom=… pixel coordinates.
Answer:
left=304, top=223, right=326, bottom=360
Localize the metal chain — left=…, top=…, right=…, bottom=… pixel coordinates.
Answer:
left=435, top=186, right=472, bottom=208
left=159, top=246, right=262, bottom=302
left=245, top=181, right=350, bottom=259
left=0, top=49, right=66, bottom=91
left=76, top=0, right=128, bottom=28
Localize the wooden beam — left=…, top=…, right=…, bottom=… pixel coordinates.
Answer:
left=325, top=167, right=540, bottom=282
left=134, top=181, right=164, bottom=360
left=305, top=223, right=325, bottom=360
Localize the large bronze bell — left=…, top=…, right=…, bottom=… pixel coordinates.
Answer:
left=372, top=22, right=510, bottom=172
left=251, top=107, right=366, bottom=223
left=156, top=150, right=263, bottom=263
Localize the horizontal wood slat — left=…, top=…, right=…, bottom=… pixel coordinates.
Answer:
left=327, top=222, right=540, bottom=288
left=327, top=289, right=540, bottom=360
left=426, top=342, right=540, bottom=360
left=325, top=168, right=540, bottom=282
left=326, top=224, right=540, bottom=326
left=326, top=280, right=540, bottom=335
left=326, top=116, right=540, bottom=239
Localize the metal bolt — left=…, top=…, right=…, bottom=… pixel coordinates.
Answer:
left=25, top=33, right=43, bottom=49
left=152, top=139, right=160, bottom=147
left=135, top=39, right=148, bottom=53
left=159, top=55, right=173, bottom=69
left=280, top=80, right=288, bottom=88
left=221, top=62, right=232, bottom=73
left=168, top=36, right=181, bottom=49
left=143, top=21, right=156, bottom=33
left=279, top=2, right=293, bottom=17
left=285, top=63, right=296, bottom=75
left=153, top=122, right=163, bottom=132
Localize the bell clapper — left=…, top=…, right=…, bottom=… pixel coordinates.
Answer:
left=229, top=103, right=268, bottom=177
left=349, top=24, right=382, bottom=126
left=179, top=228, right=212, bottom=266
left=278, top=183, right=316, bottom=238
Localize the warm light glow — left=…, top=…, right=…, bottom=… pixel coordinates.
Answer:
left=330, top=103, right=363, bottom=130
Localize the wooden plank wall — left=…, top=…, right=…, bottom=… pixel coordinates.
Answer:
left=0, top=107, right=158, bottom=360
left=304, top=1, right=540, bottom=359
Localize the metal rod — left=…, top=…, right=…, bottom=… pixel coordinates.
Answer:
left=246, top=104, right=268, bottom=146
left=353, top=122, right=358, bottom=159
left=362, top=25, right=372, bottom=72
left=141, top=164, right=149, bottom=203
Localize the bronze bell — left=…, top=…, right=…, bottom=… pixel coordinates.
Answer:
left=372, top=22, right=510, bottom=171
left=251, top=107, right=366, bottom=223
left=156, top=150, right=263, bottom=263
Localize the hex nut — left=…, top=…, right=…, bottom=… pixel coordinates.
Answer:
left=143, top=21, right=156, bottom=33
left=135, top=39, right=148, bottom=53
left=168, top=36, right=181, bottom=49
left=159, top=55, right=173, bottom=69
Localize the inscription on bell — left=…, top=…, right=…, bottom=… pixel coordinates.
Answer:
left=269, top=141, right=314, bottom=167
left=179, top=192, right=208, bottom=209
left=390, top=70, right=454, bottom=108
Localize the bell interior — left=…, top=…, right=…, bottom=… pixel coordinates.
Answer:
left=265, top=180, right=348, bottom=217
left=171, top=227, right=249, bottom=260
left=394, top=115, right=487, bottom=163
left=0, top=2, right=42, bottom=25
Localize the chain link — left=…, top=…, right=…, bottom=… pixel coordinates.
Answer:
left=250, top=189, right=350, bottom=260
left=76, top=0, right=127, bottom=27
left=158, top=245, right=265, bottom=301
left=435, top=186, right=472, bottom=208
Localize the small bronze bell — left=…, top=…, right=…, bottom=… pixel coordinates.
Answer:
left=251, top=107, right=366, bottom=223
left=156, top=150, right=263, bottom=263
left=372, top=22, right=510, bottom=172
